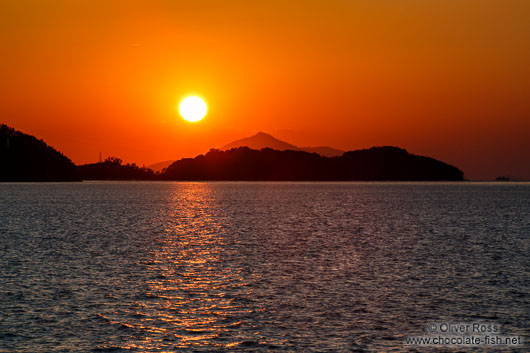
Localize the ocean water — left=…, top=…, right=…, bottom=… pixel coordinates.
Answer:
left=0, top=182, right=528, bottom=352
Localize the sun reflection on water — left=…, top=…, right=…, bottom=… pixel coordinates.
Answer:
left=113, top=183, right=253, bottom=350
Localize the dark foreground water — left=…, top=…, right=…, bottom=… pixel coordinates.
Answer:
left=0, top=182, right=528, bottom=352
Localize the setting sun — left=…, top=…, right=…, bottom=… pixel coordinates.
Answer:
left=179, top=96, right=207, bottom=122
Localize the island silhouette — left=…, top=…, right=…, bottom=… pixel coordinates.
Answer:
left=0, top=124, right=80, bottom=181
left=148, top=132, right=344, bottom=171
left=78, top=157, right=156, bottom=180
left=1, top=124, right=465, bottom=181
left=160, top=146, right=463, bottom=181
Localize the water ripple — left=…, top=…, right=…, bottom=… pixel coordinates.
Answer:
left=0, top=182, right=529, bottom=352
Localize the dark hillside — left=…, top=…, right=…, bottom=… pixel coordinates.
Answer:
left=161, top=146, right=464, bottom=181
left=0, top=124, right=80, bottom=181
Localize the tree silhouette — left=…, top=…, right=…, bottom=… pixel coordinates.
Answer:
left=78, top=156, right=156, bottom=180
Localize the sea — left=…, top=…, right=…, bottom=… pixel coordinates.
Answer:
left=0, top=182, right=528, bottom=352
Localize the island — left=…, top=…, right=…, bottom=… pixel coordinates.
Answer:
left=161, top=146, right=464, bottom=181
left=78, top=157, right=156, bottom=180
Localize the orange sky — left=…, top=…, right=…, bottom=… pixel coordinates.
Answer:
left=1, top=0, right=529, bottom=180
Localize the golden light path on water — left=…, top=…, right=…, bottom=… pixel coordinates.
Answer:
left=120, top=183, right=256, bottom=350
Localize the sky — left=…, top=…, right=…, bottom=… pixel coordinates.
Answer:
left=1, top=0, right=529, bottom=180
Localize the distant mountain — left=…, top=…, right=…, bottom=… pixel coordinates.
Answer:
left=301, top=146, right=345, bottom=157
left=221, top=132, right=344, bottom=157
left=148, top=160, right=174, bottom=172
left=161, top=146, right=465, bottom=181
left=222, top=132, right=299, bottom=151
left=0, top=124, right=80, bottom=181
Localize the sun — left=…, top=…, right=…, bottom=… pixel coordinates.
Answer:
left=179, top=96, right=207, bottom=122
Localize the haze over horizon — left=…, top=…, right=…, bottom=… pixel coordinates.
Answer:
left=1, top=1, right=529, bottom=180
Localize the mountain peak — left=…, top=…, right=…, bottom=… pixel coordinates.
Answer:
left=221, top=131, right=299, bottom=152
left=221, top=132, right=344, bottom=157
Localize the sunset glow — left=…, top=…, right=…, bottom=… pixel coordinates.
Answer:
left=1, top=1, right=529, bottom=179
